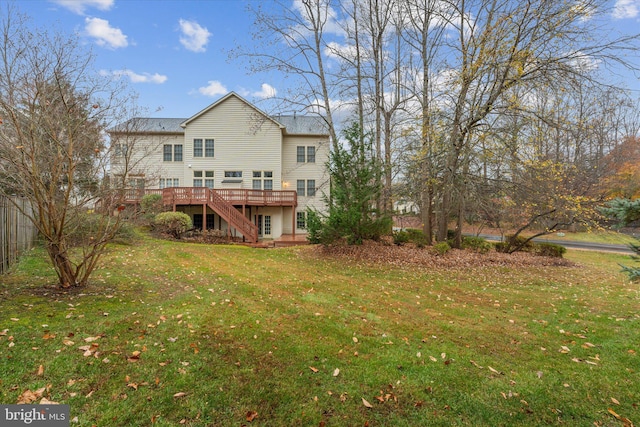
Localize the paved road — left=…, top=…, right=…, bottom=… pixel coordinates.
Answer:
left=476, top=234, right=635, bottom=254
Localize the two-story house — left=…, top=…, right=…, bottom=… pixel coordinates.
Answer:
left=109, top=92, right=329, bottom=243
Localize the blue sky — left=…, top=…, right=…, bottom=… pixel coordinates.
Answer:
left=15, top=0, right=640, bottom=119
left=18, top=0, right=277, bottom=118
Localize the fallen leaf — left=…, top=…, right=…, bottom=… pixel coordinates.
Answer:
left=16, top=389, right=39, bottom=404
left=309, top=366, right=319, bottom=373
left=536, top=371, right=543, bottom=379
left=173, top=392, right=187, bottom=398
left=362, top=397, right=373, bottom=408
left=37, top=365, right=44, bottom=376
left=429, top=356, right=437, bottom=362
left=611, top=397, right=620, bottom=405
left=488, top=366, right=503, bottom=375
left=353, top=337, right=359, bottom=343
left=84, top=336, right=100, bottom=343
left=246, top=411, right=258, bottom=422
left=470, top=360, right=483, bottom=369
left=128, top=351, right=141, bottom=362
left=333, top=368, right=340, bottom=377
left=40, top=397, right=59, bottom=405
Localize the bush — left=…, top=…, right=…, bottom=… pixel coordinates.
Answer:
left=406, top=228, right=429, bottom=247
left=534, top=242, right=566, bottom=258
left=494, top=242, right=509, bottom=253
left=496, top=234, right=536, bottom=253
left=393, top=230, right=410, bottom=246
left=306, top=208, right=323, bottom=244
left=461, top=236, right=492, bottom=254
left=141, top=193, right=163, bottom=214
left=433, top=241, right=451, bottom=256
left=154, top=211, right=192, bottom=238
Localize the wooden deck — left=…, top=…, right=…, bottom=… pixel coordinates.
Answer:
left=124, top=188, right=297, bottom=207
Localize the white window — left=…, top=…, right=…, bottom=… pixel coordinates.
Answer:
left=205, top=139, right=214, bottom=157
left=297, top=146, right=316, bottom=163
left=159, top=178, right=179, bottom=189
left=297, top=211, right=306, bottom=229
left=252, top=171, right=273, bottom=190
left=205, top=171, right=214, bottom=188
left=297, top=180, right=316, bottom=197
left=193, top=139, right=203, bottom=157
left=193, top=170, right=203, bottom=187
left=163, top=144, right=183, bottom=162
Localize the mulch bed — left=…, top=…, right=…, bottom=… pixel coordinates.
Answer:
left=310, top=239, right=575, bottom=269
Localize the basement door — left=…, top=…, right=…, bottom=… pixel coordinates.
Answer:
left=257, top=215, right=272, bottom=238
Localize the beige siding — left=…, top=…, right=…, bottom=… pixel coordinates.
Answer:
left=183, top=96, right=283, bottom=190
left=112, top=93, right=329, bottom=239
left=111, top=133, right=185, bottom=188
left=282, top=134, right=329, bottom=234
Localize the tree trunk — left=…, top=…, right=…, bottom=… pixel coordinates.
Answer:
left=47, top=243, right=79, bottom=287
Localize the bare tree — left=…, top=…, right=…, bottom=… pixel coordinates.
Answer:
left=429, top=0, right=639, bottom=245
left=0, top=7, right=143, bottom=287
left=237, top=0, right=342, bottom=149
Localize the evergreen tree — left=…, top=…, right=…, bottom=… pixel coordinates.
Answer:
left=307, top=122, right=391, bottom=245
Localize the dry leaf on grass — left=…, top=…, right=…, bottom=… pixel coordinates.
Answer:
left=362, top=397, right=373, bottom=408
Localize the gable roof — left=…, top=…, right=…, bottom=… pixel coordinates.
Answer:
left=108, top=117, right=185, bottom=134
left=180, top=92, right=284, bottom=130
left=273, top=115, right=329, bottom=136
left=108, top=93, right=330, bottom=137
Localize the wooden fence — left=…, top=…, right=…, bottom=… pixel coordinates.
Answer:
left=0, top=196, right=38, bottom=274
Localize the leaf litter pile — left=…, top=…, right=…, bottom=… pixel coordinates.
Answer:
left=312, top=239, right=574, bottom=269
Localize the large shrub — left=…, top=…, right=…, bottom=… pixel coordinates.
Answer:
left=535, top=242, right=567, bottom=258
left=154, top=212, right=192, bottom=238
left=461, top=236, right=492, bottom=253
left=433, top=241, right=451, bottom=256
left=393, top=230, right=410, bottom=246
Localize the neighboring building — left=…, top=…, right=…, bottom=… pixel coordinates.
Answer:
left=109, top=92, right=330, bottom=242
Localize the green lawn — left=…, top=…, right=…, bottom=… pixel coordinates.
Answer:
left=1, top=236, right=638, bottom=426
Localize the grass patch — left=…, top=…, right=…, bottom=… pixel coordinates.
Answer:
left=1, top=236, right=639, bottom=426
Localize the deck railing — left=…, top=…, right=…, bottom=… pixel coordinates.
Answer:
left=147, top=187, right=298, bottom=207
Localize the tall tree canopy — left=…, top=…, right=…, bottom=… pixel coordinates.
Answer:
left=239, top=0, right=640, bottom=245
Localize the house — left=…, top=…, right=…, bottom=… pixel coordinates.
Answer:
left=109, top=92, right=330, bottom=242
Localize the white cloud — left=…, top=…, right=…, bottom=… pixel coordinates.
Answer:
left=102, top=69, right=167, bottom=84
left=199, top=80, right=227, bottom=96
left=612, top=0, right=639, bottom=19
left=252, top=83, right=277, bottom=99
left=50, top=0, right=113, bottom=15
left=85, top=17, right=128, bottom=49
left=178, top=19, right=211, bottom=53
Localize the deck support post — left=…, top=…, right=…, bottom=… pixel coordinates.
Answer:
left=202, top=204, right=207, bottom=230
left=292, top=207, right=296, bottom=238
